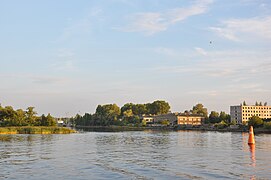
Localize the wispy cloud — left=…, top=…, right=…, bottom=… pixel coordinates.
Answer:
left=116, top=0, right=213, bottom=35
left=150, top=48, right=271, bottom=78
left=210, top=16, right=271, bottom=41
left=194, top=47, right=208, bottom=56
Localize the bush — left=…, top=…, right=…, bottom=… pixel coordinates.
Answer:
left=263, top=122, right=271, bottom=129
left=248, top=116, right=263, bottom=128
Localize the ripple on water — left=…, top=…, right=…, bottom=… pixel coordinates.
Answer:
left=0, top=131, right=271, bottom=179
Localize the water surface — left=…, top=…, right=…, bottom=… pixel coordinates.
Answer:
left=0, top=130, right=270, bottom=179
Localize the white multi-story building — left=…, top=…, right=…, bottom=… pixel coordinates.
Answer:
left=230, top=105, right=271, bottom=124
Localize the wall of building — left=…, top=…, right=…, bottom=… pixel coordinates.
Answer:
left=230, top=105, right=271, bottom=124
left=177, top=116, right=204, bottom=126
left=153, top=113, right=178, bottom=125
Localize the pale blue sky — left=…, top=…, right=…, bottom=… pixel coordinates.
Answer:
left=1, top=0, right=270, bottom=116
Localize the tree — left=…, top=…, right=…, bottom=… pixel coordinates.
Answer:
left=132, top=104, right=147, bottom=115
left=191, top=103, right=208, bottom=117
left=123, top=109, right=133, bottom=118
left=121, top=103, right=134, bottom=116
left=243, top=101, right=247, bottom=106
left=264, top=102, right=268, bottom=106
left=95, top=104, right=121, bottom=125
left=248, top=116, right=263, bottom=128
left=149, top=100, right=170, bottom=115
left=255, top=101, right=259, bottom=106
left=40, top=114, right=47, bottom=126
left=46, top=113, right=57, bottom=126
left=26, top=107, right=37, bottom=126
left=1, top=106, right=17, bottom=126
left=259, top=102, right=263, bottom=106
left=15, top=109, right=27, bottom=126
left=209, top=111, right=220, bottom=123
left=219, top=111, right=231, bottom=123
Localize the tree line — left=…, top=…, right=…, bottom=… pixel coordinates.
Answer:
left=0, top=105, right=56, bottom=127
left=73, top=100, right=171, bottom=126
left=73, top=101, right=232, bottom=127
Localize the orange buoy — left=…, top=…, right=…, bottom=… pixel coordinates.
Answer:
left=248, top=126, right=255, bottom=145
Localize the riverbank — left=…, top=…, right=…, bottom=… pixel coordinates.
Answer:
left=76, top=125, right=271, bottom=134
left=0, top=126, right=76, bottom=134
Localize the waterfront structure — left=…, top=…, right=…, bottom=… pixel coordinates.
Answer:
left=141, top=115, right=154, bottom=124
left=153, top=113, right=178, bottom=125
left=177, top=115, right=204, bottom=126
left=153, top=113, right=204, bottom=126
left=230, top=105, right=271, bottom=124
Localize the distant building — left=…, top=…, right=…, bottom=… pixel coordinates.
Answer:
left=141, top=115, right=154, bottom=124
left=177, top=115, right=204, bottom=126
left=230, top=105, right=271, bottom=124
left=153, top=113, right=204, bottom=126
left=153, top=113, right=178, bottom=126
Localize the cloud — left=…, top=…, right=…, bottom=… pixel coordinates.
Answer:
left=116, top=0, right=213, bottom=35
left=210, top=16, right=271, bottom=41
left=150, top=48, right=271, bottom=79
left=194, top=47, right=208, bottom=56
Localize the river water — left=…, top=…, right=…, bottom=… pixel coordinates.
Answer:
left=0, top=130, right=270, bottom=180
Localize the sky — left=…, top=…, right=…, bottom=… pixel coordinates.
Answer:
left=0, top=0, right=271, bottom=117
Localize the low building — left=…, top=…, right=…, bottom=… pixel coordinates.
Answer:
left=177, top=115, right=204, bottom=126
left=153, top=113, right=204, bottom=126
left=141, top=115, right=154, bottom=124
left=153, top=113, right=178, bottom=125
left=230, top=105, right=271, bottom=124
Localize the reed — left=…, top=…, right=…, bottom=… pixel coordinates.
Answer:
left=0, top=126, right=76, bottom=134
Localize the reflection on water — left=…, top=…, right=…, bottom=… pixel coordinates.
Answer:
left=0, top=131, right=271, bottom=179
left=249, top=144, right=256, bottom=167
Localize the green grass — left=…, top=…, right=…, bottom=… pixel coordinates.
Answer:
left=0, top=126, right=76, bottom=134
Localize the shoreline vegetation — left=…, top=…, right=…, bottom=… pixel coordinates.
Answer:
left=1, top=100, right=271, bottom=134
left=75, top=125, right=271, bottom=134
left=0, top=126, right=76, bottom=134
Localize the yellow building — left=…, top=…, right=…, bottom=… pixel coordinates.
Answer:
left=230, top=105, right=271, bottom=124
left=177, top=115, right=204, bottom=126
left=153, top=113, right=204, bottom=126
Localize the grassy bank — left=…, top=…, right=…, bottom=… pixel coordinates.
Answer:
left=0, top=126, right=76, bottom=134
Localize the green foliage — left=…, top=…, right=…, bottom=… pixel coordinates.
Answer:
left=215, top=120, right=228, bottom=129
left=120, top=100, right=170, bottom=116
left=0, top=104, right=57, bottom=127
left=208, top=111, right=231, bottom=124
left=74, top=100, right=171, bottom=127
left=160, top=120, right=170, bottom=126
left=141, top=119, right=147, bottom=127
left=209, top=111, right=220, bottom=123
left=191, top=103, right=208, bottom=118
left=95, top=104, right=121, bottom=125
left=248, top=116, right=263, bottom=128
left=0, top=126, right=76, bottom=134
left=219, top=111, right=231, bottom=123
left=150, top=100, right=171, bottom=115
left=263, top=122, right=271, bottom=129
left=231, top=120, right=237, bottom=125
